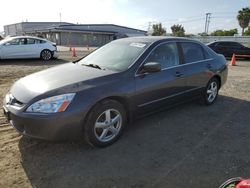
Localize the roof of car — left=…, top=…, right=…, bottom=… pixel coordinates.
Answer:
left=209, top=41, right=240, bottom=44
left=6, top=36, right=46, bottom=40
left=116, top=36, right=200, bottom=43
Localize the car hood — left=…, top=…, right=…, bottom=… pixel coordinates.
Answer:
left=10, top=63, right=116, bottom=103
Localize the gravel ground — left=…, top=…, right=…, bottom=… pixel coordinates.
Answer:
left=0, top=55, right=250, bottom=188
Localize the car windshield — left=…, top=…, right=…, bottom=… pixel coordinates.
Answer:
left=0, top=37, right=14, bottom=45
left=78, top=40, right=150, bottom=71
left=206, top=42, right=215, bottom=45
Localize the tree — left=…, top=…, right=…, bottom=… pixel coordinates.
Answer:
left=171, top=24, right=185, bottom=37
left=152, top=23, right=166, bottom=36
left=244, top=26, right=250, bottom=35
left=237, top=7, right=250, bottom=35
left=211, top=29, right=238, bottom=36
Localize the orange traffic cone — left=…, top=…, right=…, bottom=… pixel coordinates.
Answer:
left=72, top=47, right=77, bottom=57
left=231, top=54, right=236, bottom=66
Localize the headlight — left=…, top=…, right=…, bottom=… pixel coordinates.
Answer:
left=26, top=93, right=75, bottom=113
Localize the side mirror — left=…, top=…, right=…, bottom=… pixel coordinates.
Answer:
left=141, top=62, right=161, bottom=73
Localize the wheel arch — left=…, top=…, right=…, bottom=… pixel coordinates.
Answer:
left=213, top=75, right=221, bottom=89
left=40, top=49, right=53, bottom=58
left=84, top=96, right=132, bottom=125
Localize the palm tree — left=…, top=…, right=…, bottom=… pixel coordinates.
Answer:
left=237, top=7, right=250, bottom=35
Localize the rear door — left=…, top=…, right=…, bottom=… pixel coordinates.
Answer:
left=25, top=38, right=41, bottom=58
left=214, top=42, right=232, bottom=56
left=179, top=42, right=213, bottom=96
left=135, top=42, right=187, bottom=115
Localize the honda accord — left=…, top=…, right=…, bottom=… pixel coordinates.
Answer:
left=3, top=37, right=228, bottom=147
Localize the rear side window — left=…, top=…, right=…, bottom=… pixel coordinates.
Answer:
left=229, top=42, right=243, bottom=48
left=181, top=42, right=205, bottom=63
left=216, top=42, right=227, bottom=47
left=39, top=40, right=46, bottom=44
left=27, top=38, right=36, bottom=44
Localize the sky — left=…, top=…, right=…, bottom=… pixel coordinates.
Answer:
left=0, top=0, right=249, bottom=34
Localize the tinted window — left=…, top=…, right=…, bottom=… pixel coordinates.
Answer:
left=7, top=38, right=26, bottom=45
left=216, top=42, right=228, bottom=47
left=181, top=42, right=205, bottom=63
left=229, top=42, right=243, bottom=48
left=27, top=38, right=36, bottom=44
left=145, top=43, right=179, bottom=69
left=217, top=42, right=242, bottom=48
left=39, top=40, right=46, bottom=44
left=207, top=42, right=217, bottom=47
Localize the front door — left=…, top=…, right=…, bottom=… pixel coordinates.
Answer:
left=2, top=38, right=28, bottom=59
left=135, top=42, right=187, bottom=115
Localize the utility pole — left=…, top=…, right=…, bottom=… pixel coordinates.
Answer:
left=204, top=13, right=211, bottom=34
left=59, top=12, right=62, bottom=23
left=147, top=22, right=152, bottom=35
left=206, top=13, right=211, bottom=34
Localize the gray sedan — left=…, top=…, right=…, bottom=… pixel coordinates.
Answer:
left=3, top=37, right=228, bottom=147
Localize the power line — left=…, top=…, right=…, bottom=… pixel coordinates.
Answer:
left=212, top=11, right=235, bottom=15
left=140, top=11, right=238, bottom=33
left=211, top=16, right=235, bottom=19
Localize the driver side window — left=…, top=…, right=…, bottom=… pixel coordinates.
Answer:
left=145, top=42, right=179, bottom=69
left=6, top=38, right=26, bottom=45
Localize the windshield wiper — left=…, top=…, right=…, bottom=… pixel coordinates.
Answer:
left=83, top=64, right=104, bottom=70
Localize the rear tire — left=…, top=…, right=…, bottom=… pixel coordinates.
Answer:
left=84, top=100, right=126, bottom=147
left=203, top=78, right=219, bottom=105
left=40, top=50, right=52, bottom=61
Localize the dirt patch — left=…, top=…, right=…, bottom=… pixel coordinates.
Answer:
left=0, top=58, right=250, bottom=188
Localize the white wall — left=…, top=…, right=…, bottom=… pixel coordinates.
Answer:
left=190, top=36, right=250, bottom=47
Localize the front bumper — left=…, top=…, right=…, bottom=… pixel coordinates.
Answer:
left=2, top=104, right=85, bottom=141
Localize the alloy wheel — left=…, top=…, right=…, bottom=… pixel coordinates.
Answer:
left=94, top=109, right=122, bottom=142
left=207, top=81, right=218, bottom=103
left=41, top=50, right=52, bottom=60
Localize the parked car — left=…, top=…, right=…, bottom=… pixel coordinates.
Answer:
left=207, top=41, right=250, bottom=58
left=0, top=36, right=58, bottom=60
left=3, top=37, right=228, bottom=147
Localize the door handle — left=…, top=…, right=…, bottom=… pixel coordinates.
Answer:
left=175, top=71, right=183, bottom=77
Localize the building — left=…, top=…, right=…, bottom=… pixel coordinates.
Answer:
left=4, top=22, right=147, bottom=46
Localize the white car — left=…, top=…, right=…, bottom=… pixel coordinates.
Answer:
left=0, top=36, right=58, bottom=60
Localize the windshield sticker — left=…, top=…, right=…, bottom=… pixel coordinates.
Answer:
left=130, top=43, right=146, bottom=48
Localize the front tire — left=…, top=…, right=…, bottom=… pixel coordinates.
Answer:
left=40, top=49, right=52, bottom=61
left=203, top=78, right=219, bottom=105
left=84, top=100, right=126, bottom=147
